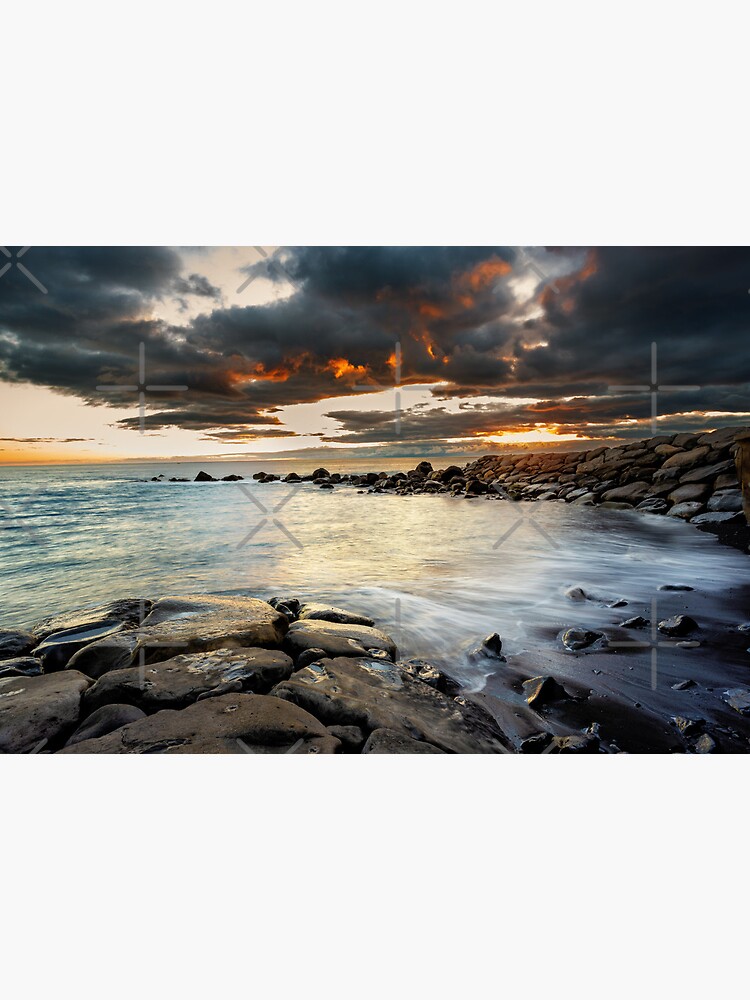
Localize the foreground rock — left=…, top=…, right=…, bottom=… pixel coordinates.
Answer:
left=0, top=671, right=91, bottom=752
left=284, top=620, right=397, bottom=662
left=362, top=728, right=445, bottom=753
left=65, top=704, right=147, bottom=746
left=82, top=648, right=295, bottom=714
left=0, top=629, right=36, bottom=660
left=272, top=656, right=510, bottom=753
left=60, top=693, right=340, bottom=754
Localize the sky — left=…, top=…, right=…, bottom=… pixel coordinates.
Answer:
left=1, top=246, right=749, bottom=464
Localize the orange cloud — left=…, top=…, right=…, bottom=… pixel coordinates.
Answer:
left=327, top=357, right=368, bottom=380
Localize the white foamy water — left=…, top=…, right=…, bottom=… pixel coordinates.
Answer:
left=2, top=460, right=749, bottom=690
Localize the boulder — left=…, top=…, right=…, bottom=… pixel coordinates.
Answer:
left=0, top=629, right=36, bottom=660
left=620, top=616, right=649, bottom=629
left=134, top=595, right=288, bottom=663
left=66, top=631, right=142, bottom=678
left=636, top=498, right=669, bottom=514
left=31, top=598, right=151, bottom=641
left=413, top=461, right=433, bottom=477
left=0, top=657, right=44, bottom=678
left=668, top=483, right=710, bottom=504
left=31, top=620, right=129, bottom=672
left=272, top=656, right=509, bottom=753
left=284, top=620, right=396, bottom=662
left=691, top=511, right=743, bottom=526
left=601, top=481, right=651, bottom=502
left=82, top=647, right=295, bottom=714
left=362, top=728, right=445, bottom=753
left=65, top=704, right=147, bottom=746
left=60, top=693, right=340, bottom=754
left=194, top=470, right=217, bottom=482
left=0, top=670, right=91, bottom=753
left=679, top=459, right=735, bottom=484
left=707, top=491, right=742, bottom=513
left=311, top=468, right=330, bottom=479
left=662, top=446, right=711, bottom=470
left=468, top=633, right=505, bottom=661
left=297, top=603, right=375, bottom=627
left=668, top=501, right=705, bottom=520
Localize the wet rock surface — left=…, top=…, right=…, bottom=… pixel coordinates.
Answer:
left=272, top=656, right=510, bottom=753
left=0, top=670, right=91, bottom=752
left=60, top=693, right=340, bottom=754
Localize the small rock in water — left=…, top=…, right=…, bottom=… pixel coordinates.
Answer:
left=194, top=470, right=216, bottom=482
left=672, top=715, right=704, bottom=736
left=657, top=584, right=694, bottom=592
left=522, top=675, right=570, bottom=708
left=519, top=732, right=554, bottom=753
left=564, top=586, right=588, bottom=602
left=723, top=688, right=750, bottom=715
left=671, top=679, right=696, bottom=691
left=693, top=733, right=718, bottom=754
left=468, top=632, right=505, bottom=661
left=620, top=616, right=649, bottom=629
left=658, top=615, right=698, bottom=637
left=560, top=627, right=606, bottom=651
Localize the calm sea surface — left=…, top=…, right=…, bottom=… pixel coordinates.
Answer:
left=2, top=459, right=749, bottom=689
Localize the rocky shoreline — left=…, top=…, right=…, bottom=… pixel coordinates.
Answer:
left=153, top=426, right=750, bottom=550
left=2, top=588, right=750, bottom=754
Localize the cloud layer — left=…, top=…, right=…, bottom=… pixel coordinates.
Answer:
left=1, top=245, right=748, bottom=450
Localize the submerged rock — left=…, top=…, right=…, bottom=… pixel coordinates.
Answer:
left=31, top=598, right=151, bottom=641
left=0, top=656, right=44, bottom=678
left=620, top=616, right=649, bottom=629
left=468, top=633, right=505, bottom=661
left=60, top=693, right=340, bottom=754
left=0, top=629, right=36, bottom=660
left=272, top=656, right=510, bottom=753
left=0, top=670, right=91, bottom=753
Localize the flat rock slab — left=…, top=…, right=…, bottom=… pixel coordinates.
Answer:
left=0, top=629, right=37, bottom=660
left=285, top=621, right=397, bottom=661
left=32, top=599, right=151, bottom=641
left=60, top=693, right=340, bottom=754
left=362, top=728, right=445, bottom=753
left=272, top=656, right=509, bottom=753
left=32, top=621, right=128, bottom=672
left=297, top=603, right=375, bottom=627
left=0, top=671, right=91, bottom=753
left=83, top=647, right=295, bottom=714
left=135, top=595, right=288, bottom=662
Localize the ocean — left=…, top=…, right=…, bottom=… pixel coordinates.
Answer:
left=2, top=459, right=749, bottom=691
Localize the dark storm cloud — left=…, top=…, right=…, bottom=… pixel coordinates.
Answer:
left=1, top=246, right=748, bottom=444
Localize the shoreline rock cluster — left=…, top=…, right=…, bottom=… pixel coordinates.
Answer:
left=2, top=592, right=749, bottom=754
left=0, top=595, right=511, bottom=754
